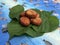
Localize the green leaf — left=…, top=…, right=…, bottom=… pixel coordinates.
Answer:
left=8, top=20, right=25, bottom=39
left=8, top=20, right=44, bottom=39
left=48, top=16, right=59, bottom=31
left=31, top=9, right=59, bottom=33
left=8, top=8, right=59, bottom=39
left=9, top=5, right=24, bottom=20
left=25, top=28, right=44, bottom=37
left=31, top=10, right=50, bottom=32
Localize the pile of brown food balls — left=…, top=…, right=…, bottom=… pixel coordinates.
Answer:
left=20, top=9, right=42, bottom=26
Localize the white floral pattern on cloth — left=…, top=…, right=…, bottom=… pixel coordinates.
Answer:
left=0, top=0, right=60, bottom=45
left=42, top=29, right=60, bottom=45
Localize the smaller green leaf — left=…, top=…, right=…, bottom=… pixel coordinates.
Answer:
left=9, top=5, right=24, bottom=20
left=8, top=20, right=25, bottom=39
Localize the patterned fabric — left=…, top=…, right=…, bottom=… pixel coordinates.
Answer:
left=0, top=0, right=60, bottom=45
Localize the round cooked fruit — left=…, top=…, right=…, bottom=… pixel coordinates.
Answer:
left=36, top=14, right=40, bottom=18
left=26, top=9, right=37, bottom=18
left=20, top=17, right=30, bottom=26
left=31, top=18, right=42, bottom=26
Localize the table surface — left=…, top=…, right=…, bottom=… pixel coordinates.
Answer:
left=0, top=0, right=60, bottom=45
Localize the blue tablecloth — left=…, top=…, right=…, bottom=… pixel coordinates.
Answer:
left=0, top=0, right=60, bottom=45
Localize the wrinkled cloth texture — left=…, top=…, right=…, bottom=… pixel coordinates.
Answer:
left=0, top=0, right=60, bottom=45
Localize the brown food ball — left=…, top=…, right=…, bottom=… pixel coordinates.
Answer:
left=31, top=18, right=42, bottom=26
left=20, top=17, right=30, bottom=26
left=20, top=12, right=26, bottom=17
left=36, top=14, right=40, bottom=18
left=26, top=9, right=37, bottom=18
